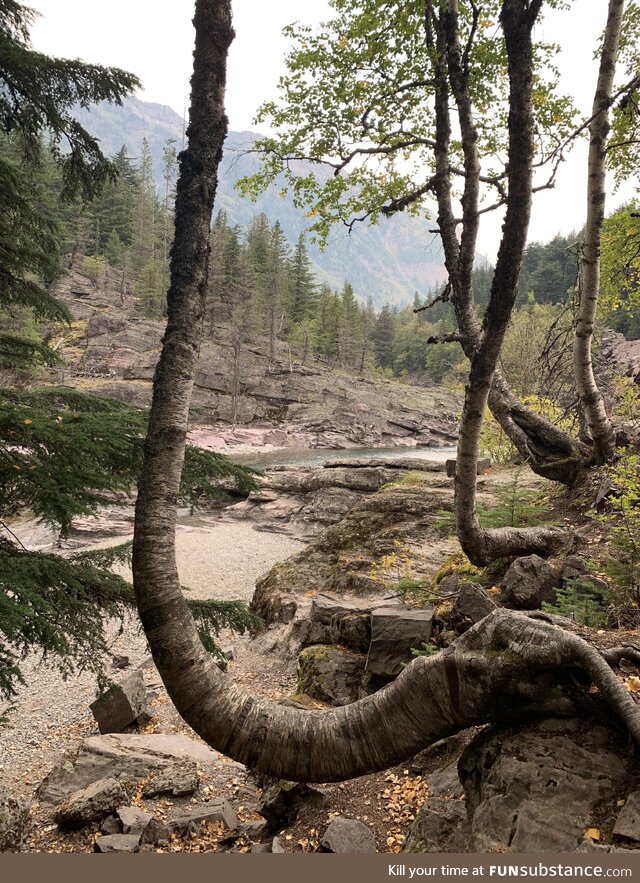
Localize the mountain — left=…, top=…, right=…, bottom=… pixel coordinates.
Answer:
left=75, top=97, right=452, bottom=307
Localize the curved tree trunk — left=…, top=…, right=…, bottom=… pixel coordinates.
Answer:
left=574, top=0, right=623, bottom=463
left=131, top=0, right=640, bottom=785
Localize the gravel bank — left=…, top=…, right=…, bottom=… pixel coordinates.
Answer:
left=0, top=519, right=304, bottom=796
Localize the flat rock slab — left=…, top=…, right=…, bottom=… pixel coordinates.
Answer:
left=321, top=817, right=376, bottom=853
left=366, top=607, right=434, bottom=677
left=94, top=833, right=141, bottom=853
left=117, top=806, right=154, bottom=835
left=38, top=733, right=218, bottom=805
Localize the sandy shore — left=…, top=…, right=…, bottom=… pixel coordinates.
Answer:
left=0, top=519, right=304, bottom=795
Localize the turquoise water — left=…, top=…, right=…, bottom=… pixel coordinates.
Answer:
left=231, top=444, right=456, bottom=470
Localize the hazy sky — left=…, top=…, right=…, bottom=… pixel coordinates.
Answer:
left=28, top=0, right=636, bottom=261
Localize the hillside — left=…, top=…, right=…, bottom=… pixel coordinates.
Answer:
left=46, top=261, right=461, bottom=449
left=74, top=97, right=456, bottom=307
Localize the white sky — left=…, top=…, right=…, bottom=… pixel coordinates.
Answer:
left=28, top=0, right=637, bottom=261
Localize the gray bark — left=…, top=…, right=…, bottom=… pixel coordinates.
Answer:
left=574, top=0, right=623, bottom=463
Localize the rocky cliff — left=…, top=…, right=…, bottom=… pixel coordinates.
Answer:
left=45, top=264, right=461, bottom=449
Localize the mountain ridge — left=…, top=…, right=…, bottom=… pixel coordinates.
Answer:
left=75, top=96, right=458, bottom=307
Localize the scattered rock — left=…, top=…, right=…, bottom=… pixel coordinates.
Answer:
left=321, top=817, right=376, bottom=853
left=297, top=645, right=366, bottom=706
left=89, top=670, right=147, bottom=734
left=271, top=836, right=286, bottom=853
left=100, top=814, right=121, bottom=835
left=171, top=799, right=237, bottom=834
left=0, top=789, right=29, bottom=853
left=500, top=555, right=560, bottom=610
left=366, top=606, right=434, bottom=677
left=55, top=777, right=129, bottom=829
left=331, top=611, right=371, bottom=653
left=111, top=655, right=131, bottom=670
left=38, top=733, right=218, bottom=805
left=614, top=791, right=640, bottom=842
left=94, top=833, right=141, bottom=853
left=140, top=818, right=171, bottom=846
left=116, top=805, right=153, bottom=835
left=141, top=761, right=200, bottom=797
left=258, top=781, right=327, bottom=831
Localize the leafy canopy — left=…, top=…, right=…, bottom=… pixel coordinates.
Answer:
left=239, top=0, right=576, bottom=244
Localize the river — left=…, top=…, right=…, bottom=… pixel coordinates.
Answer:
left=230, top=444, right=457, bottom=470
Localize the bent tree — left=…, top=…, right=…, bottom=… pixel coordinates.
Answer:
left=133, top=0, right=640, bottom=783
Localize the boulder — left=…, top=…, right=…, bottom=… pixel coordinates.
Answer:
left=321, top=817, right=376, bottom=853
left=426, top=761, right=464, bottom=800
left=0, top=789, right=29, bottom=853
left=141, top=761, right=200, bottom=797
left=271, top=836, right=286, bottom=853
left=55, top=777, right=129, bottom=829
left=500, top=555, right=560, bottom=610
left=310, top=593, right=370, bottom=625
left=258, top=781, right=327, bottom=831
left=94, top=833, right=141, bottom=853
left=366, top=606, right=434, bottom=677
left=116, top=806, right=153, bottom=835
left=38, top=733, right=218, bottom=805
left=560, top=555, right=610, bottom=597
left=458, top=718, right=636, bottom=852
left=100, top=815, right=121, bottom=835
left=297, top=645, right=366, bottom=706
left=89, top=670, right=147, bottom=734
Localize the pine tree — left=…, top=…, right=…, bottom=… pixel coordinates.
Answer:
left=290, top=233, right=316, bottom=324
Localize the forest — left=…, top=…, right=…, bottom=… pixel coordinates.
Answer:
left=1, top=0, right=640, bottom=862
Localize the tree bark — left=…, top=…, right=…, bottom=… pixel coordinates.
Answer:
left=429, top=1, right=587, bottom=488
left=574, top=0, right=623, bottom=463
left=129, top=0, right=640, bottom=784
left=454, top=0, right=565, bottom=565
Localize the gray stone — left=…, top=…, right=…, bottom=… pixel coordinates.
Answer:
left=297, top=645, right=366, bottom=706
left=38, top=733, right=218, bottom=805
left=426, top=761, right=464, bottom=799
left=116, top=805, right=153, bottom=835
left=140, top=818, right=171, bottom=846
left=321, top=817, right=376, bottom=853
left=311, top=594, right=370, bottom=626
left=0, top=789, right=29, bottom=853
left=89, top=670, right=147, bottom=734
left=171, top=799, right=237, bottom=834
left=366, top=606, right=434, bottom=677
left=251, top=842, right=272, bottom=853
left=55, top=777, right=129, bottom=829
left=258, top=781, right=327, bottom=831
left=452, top=583, right=497, bottom=627
left=141, top=761, right=200, bottom=797
left=614, top=790, right=640, bottom=841
left=94, top=833, right=141, bottom=853
left=500, top=555, right=561, bottom=610
left=404, top=797, right=467, bottom=853
left=271, top=836, right=286, bottom=853
left=100, top=814, right=121, bottom=835
left=458, top=718, right=636, bottom=852
left=330, top=612, right=371, bottom=653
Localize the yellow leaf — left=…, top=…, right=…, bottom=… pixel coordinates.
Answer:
left=625, top=676, right=640, bottom=693
left=23, top=419, right=32, bottom=425
left=585, top=828, right=600, bottom=841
